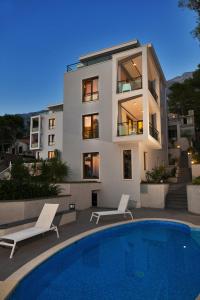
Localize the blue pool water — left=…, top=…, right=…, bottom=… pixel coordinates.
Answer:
left=10, top=221, right=200, bottom=300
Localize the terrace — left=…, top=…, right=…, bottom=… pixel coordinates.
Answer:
left=0, top=207, right=200, bottom=281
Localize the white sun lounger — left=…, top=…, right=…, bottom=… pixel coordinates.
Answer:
left=90, top=194, right=133, bottom=224
left=0, top=203, right=59, bottom=259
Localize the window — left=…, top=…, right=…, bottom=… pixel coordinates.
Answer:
left=82, top=114, right=99, bottom=139
left=31, top=133, right=39, bottom=149
left=144, top=152, right=147, bottom=171
left=48, top=151, right=55, bottom=159
left=82, top=77, right=99, bottom=102
left=123, top=150, right=132, bottom=179
left=49, top=118, right=56, bottom=130
left=48, top=134, right=55, bottom=146
left=31, top=116, right=40, bottom=132
left=83, top=152, right=99, bottom=179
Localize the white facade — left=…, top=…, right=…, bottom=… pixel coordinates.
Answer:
left=63, top=40, right=168, bottom=208
left=30, top=104, right=63, bottom=160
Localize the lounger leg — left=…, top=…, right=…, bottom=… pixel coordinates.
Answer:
left=129, top=211, right=133, bottom=220
left=55, top=227, right=59, bottom=238
left=96, top=215, right=100, bottom=225
left=10, top=242, right=16, bottom=259
left=90, top=213, right=94, bottom=222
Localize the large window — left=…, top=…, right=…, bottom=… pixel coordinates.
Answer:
left=83, top=152, right=99, bottom=179
left=82, top=114, right=99, bottom=139
left=123, top=150, right=132, bottom=179
left=48, top=134, right=55, bottom=146
left=49, top=118, right=56, bottom=130
left=82, top=77, right=99, bottom=102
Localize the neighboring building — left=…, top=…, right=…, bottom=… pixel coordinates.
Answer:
left=63, top=40, right=168, bottom=208
left=7, top=138, right=31, bottom=156
left=168, top=110, right=195, bottom=149
left=30, top=103, right=63, bottom=159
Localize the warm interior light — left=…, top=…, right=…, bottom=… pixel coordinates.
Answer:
left=177, top=145, right=180, bottom=149
left=191, top=160, right=195, bottom=164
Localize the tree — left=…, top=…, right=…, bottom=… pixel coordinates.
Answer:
left=168, top=64, right=200, bottom=149
left=179, top=0, right=200, bottom=41
left=168, top=65, right=200, bottom=122
left=0, top=114, right=25, bottom=153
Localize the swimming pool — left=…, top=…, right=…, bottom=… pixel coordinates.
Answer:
left=9, top=220, right=200, bottom=300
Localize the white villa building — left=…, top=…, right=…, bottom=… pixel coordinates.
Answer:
left=30, top=103, right=63, bottom=159
left=63, top=40, right=168, bottom=208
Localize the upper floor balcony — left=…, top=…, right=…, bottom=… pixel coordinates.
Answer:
left=116, top=52, right=142, bottom=95
left=114, top=95, right=160, bottom=145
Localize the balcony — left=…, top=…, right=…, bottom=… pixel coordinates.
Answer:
left=149, top=123, right=159, bottom=141
left=117, top=77, right=142, bottom=93
left=117, top=121, right=143, bottom=136
left=148, top=80, right=158, bottom=102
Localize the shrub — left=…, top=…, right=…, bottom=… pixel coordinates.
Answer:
left=0, top=180, right=59, bottom=200
left=0, top=159, right=60, bottom=200
left=146, top=166, right=170, bottom=183
left=192, top=176, right=200, bottom=185
left=39, top=157, right=70, bottom=183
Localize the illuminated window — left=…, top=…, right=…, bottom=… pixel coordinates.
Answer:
left=123, top=150, right=132, bottom=179
left=83, top=152, right=99, bottom=179
left=82, top=114, right=99, bottom=139
left=82, top=77, right=99, bottom=102
left=48, top=151, right=55, bottom=159
left=49, top=118, right=56, bottom=130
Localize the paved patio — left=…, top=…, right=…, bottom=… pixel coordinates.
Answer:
left=0, top=207, right=200, bottom=281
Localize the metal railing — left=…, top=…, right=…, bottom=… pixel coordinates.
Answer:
left=117, top=121, right=143, bottom=136
left=67, top=56, right=111, bottom=72
left=117, top=77, right=142, bottom=93
left=149, top=123, right=159, bottom=141
left=83, top=128, right=99, bottom=139
left=148, top=80, right=158, bottom=102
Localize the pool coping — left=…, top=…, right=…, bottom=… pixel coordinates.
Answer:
left=0, top=217, right=200, bottom=300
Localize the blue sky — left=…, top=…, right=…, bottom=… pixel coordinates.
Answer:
left=0, top=0, right=199, bottom=115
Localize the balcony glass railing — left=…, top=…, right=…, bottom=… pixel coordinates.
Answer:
left=117, top=77, right=142, bottom=93
left=117, top=121, right=143, bottom=136
left=148, top=81, right=158, bottom=102
left=149, top=123, right=159, bottom=141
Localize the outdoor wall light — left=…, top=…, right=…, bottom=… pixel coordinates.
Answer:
left=69, top=203, right=75, bottom=210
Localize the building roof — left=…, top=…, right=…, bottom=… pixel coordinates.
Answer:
left=48, top=103, right=63, bottom=111
left=79, top=40, right=140, bottom=62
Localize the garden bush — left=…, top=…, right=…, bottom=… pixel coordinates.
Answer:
left=146, top=166, right=170, bottom=183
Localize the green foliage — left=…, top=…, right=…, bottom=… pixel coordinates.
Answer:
left=192, top=153, right=200, bottom=164
left=0, top=114, right=25, bottom=152
left=39, top=157, right=70, bottom=183
left=0, top=181, right=58, bottom=200
left=192, top=176, right=200, bottom=185
left=0, top=159, right=59, bottom=200
left=11, top=159, right=30, bottom=182
left=168, top=65, right=200, bottom=152
left=179, top=0, right=200, bottom=41
left=146, top=166, right=170, bottom=183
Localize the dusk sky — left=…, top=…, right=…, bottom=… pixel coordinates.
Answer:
left=0, top=0, right=199, bottom=115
